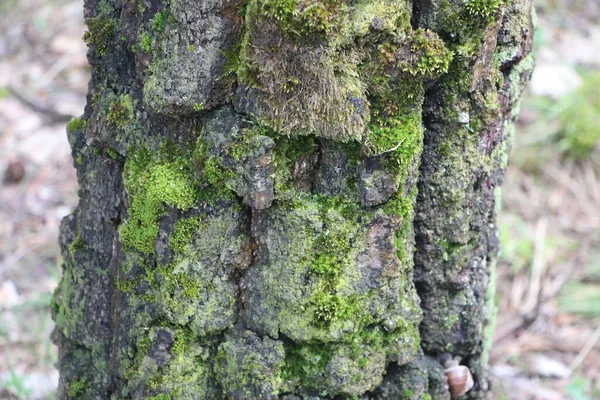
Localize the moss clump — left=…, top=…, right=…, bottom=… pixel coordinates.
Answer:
left=148, top=394, right=171, bottom=400
left=66, top=377, right=87, bottom=397
left=465, top=0, right=503, bottom=22
left=106, top=95, right=135, bottom=127
left=67, top=117, right=86, bottom=133
left=398, top=29, right=453, bottom=79
left=140, top=33, right=152, bottom=53
left=119, top=149, right=197, bottom=255
left=68, top=234, right=85, bottom=254
left=151, top=11, right=167, bottom=32
left=107, top=148, right=119, bottom=159
left=366, top=111, right=423, bottom=157
left=260, top=0, right=349, bottom=36
left=282, top=342, right=333, bottom=388
left=169, top=217, right=202, bottom=255
left=312, top=292, right=360, bottom=324
left=358, top=27, right=450, bottom=156
left=83, top=17, right=114, bottom=57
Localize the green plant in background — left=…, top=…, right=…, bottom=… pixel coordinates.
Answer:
left=554, top=72, right=600, bottom=159
left=498, top=214, right=564, bottom=274
left=1, top=367, right=33, bottom=398
left=566, top=375, right=597, bottom=400
left=521, top=72, right=600, bottom=162
left=558, top=256, right=600, bottom=319
left=498, top=215, right=534, bottom=274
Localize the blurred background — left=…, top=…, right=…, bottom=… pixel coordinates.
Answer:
left=0, top=0, right=598, bottom=398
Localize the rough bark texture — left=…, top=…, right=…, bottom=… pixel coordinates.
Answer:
left=52, top=0, right=534, bottom=398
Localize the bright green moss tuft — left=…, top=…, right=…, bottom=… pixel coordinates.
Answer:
left=83, top=17, right=114, bottom=56
left=67, top=377, right=87, bottom=397
left=68, top=234, right=84, bottom=254
left=107, top=148, right=119, bottom=159
left=309, top=231, right=349, bottom=279
left=151, top=11, right=167, bottom=32
left=119, top=150, right=197, bottom=255
left=116, top=278, right=137, bottom=293
left=148, top=395, right=171, bottom=400
left=399, top=29, right=454, bottom=78
left=140, top=33, right=152, bottom=53
left=202, top=157, right=231, bottom=186
left=169, top=217, right=201, bottom=255
left=465, top=0, right=503, bottom=22
left=260, top=0, right=349, bottom=36
left=67, top=117, right=86, bottom=133
left=366, top=111, right=423, bottom=157
left=311, top=292, right=360, bottom=324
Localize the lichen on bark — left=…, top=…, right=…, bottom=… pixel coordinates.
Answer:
left=52, top=0, right=534, bottom=398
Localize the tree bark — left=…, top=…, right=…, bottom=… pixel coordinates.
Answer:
left=52, top=0, right=534, bottom=399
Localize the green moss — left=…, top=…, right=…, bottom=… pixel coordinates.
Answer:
left=398, top=29, right=453, bottom=79
left=216, top=334, right=286, bottom=398
left=83, top=17, right=114, bottom=57
left=140, top=33, right=152, bottom=53
left=282, top=341, right=333, bottom=388
left=66, top=376, right=87, bottom=397
left=107, top=94, right=135, bottom=127
left=68, top=234, right=85, bottom=254
left=67, top=117, right=86, bottom=133
left=107, top=148, right=119, bottom=159
left=259, top=0, right=349, bottom=36
left=465, top=0, right=503, bottom=22
left=202, top=157, right=228, bottom=186
left=119, top=149, right=198, bottom=255
left=116, top=278, right=137, bottom=293
left=193, top=103, right=204, bottom=111
left=169, top=217, right=201, bottom=255
left=148, top=394, right=171, bottom=400
left=147, top=374, right=164, bottom=390
left=366, top=111, right=423, bottom=157
left=126, top=326, right=212, bottom=399
left=312, top=292, right=360, bottom=324
left=151, top=11, right=167, bottom=32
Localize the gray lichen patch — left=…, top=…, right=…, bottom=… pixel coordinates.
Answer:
left=201, top=108, right=276, bottom=210
left=125, top=326, right=215, bottom=399
left=216, top=330, right=286, bottom=399
left=154, top=205, right=246, bottom=336
left=142, top=0, right=243, bottom=114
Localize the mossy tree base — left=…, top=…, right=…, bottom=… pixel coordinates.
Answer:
left=52, top=0, right=534, bottom=398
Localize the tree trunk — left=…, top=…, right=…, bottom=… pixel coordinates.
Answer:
left=51, top=0, right=534, bottom=398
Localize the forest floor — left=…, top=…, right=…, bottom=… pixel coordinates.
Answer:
left=0, top=0, right=599, bottom=399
